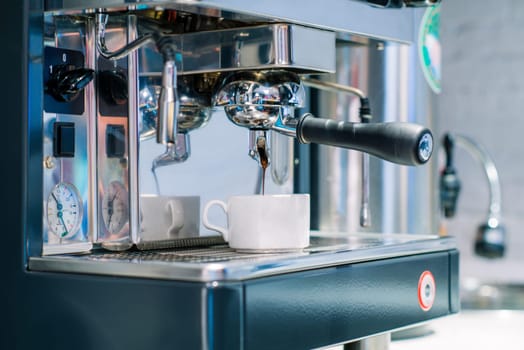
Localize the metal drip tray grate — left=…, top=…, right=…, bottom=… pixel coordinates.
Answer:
left=91, top=245, right=285, bottom=263
left=29, top=233, right=456, bottom=282
left=86, top=235, right=380, bottom=264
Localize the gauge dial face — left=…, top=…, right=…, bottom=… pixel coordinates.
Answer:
left=46, top=182, right=83, bottom=239
left=102, top=180, right=129, bottom=234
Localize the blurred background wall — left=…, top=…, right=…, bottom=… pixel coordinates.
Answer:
left=439, top=0, right=524, bottom=283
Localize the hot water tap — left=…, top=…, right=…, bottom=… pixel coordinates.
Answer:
left=440, top=133, right=505, bottom=258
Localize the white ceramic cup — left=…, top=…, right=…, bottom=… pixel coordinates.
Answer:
left=202, top=194, right=310, bottom=252
left=140, top=195, right=200, bottom=240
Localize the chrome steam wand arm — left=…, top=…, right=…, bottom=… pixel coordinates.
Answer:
left=156, top=45, right=179, bottom=145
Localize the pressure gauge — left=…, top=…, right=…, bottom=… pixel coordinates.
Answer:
left=46, top=182, right=83, bottom=239
left=102, top=180, right=129, bottom=234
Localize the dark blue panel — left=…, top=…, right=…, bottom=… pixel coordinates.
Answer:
left=243, top=252, right=456, bottom=350
left=13, top=272, right=210, bottom=350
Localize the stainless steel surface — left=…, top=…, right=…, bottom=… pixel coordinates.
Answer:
left=42, top=16, right=94, bottom=253
left=315, top=27, right=438, bottom=234
left=136, top=23, right=336, bottom=76
left=44, top=0, right=422, bottom=43
left=96, top=13, right=155, bottom=60
left=301, top=77, right=371, bottom=228
left=138, top=75, right=213, bottom=139
left=302, top=78, right=367, bottom=99
left=128, top=15, right=141, bottom=246
left=345, top=334, right=391, bottom=350
left=151, top=134, right=190, bottom=171
left=177, top=75, right=213, bottom=132
left=86, top=16, right=134, bottom=247
left=29, top=233, right=456, bottom=282
left=213, top=70, right=305, bottom=129
left=156, top=59, right=179, bottom=145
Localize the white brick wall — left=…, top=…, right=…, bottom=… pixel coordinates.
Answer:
left=440, top=0, right=524, bottom=283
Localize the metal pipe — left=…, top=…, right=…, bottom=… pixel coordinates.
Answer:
left=302, top=78, right=367, bottom=100
left=96, top=13, right=155, bottom=60
left=452, top=134, right=501, bottom=224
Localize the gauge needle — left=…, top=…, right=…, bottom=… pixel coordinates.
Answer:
left=57, top=211, right=69, bottom=237
left=51, top=192, right=62, bottom=209
left=106, top=192, right=118, bottom=228
left=52, top=192, right=68, bottom=236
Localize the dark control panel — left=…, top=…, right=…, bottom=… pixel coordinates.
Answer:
left=44, top=47, right=94, bottom=115
left=98, top=56, right=128, bottom=117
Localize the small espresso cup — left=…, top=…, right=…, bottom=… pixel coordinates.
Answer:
left=140, top=195, right=200, bottom=240
left=202, top=194, right=310, bottom=252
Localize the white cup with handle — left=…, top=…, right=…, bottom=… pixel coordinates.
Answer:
left=202, top=194, right=310, bottom=253
left=140, top=195, right=200, bottom=240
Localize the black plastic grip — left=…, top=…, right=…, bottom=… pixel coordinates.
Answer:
left=296, top=114, right=433, bottom=166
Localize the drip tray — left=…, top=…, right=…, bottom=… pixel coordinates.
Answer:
left=29, top=233, right=456, bottom=282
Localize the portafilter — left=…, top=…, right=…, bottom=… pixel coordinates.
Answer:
left=213, top=70, right=434, bottom=167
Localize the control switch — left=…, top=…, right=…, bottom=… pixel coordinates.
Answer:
left=53, top=122, right=75, bottom=158
left=106, top=124, right=126, bottom=158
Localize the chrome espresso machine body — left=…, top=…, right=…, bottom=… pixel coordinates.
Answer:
left=4, top=0, right=458, bottom=349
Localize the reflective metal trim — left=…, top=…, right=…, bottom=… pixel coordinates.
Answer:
left=29, top=233, right=456, bottom=282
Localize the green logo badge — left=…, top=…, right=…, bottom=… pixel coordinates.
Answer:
left=419, top=5, right=441, bottom=94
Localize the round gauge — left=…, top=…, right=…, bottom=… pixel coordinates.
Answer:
left=46, top=182, right=83, bottom=239
left=102, top=180, right=129, bottom=234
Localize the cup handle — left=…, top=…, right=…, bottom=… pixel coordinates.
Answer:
left=166, top=200, right=184, bottom=235
left=202, top=200, right=228, bottom=241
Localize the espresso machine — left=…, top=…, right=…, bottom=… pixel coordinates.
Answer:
left=4, top=0, right=458, bottom=349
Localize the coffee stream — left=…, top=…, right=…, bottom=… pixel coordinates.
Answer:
left=151, top=137, right=270, bottom=196
left=257, top=136, right=269, bottom=195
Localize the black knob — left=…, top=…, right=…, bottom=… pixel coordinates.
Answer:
left=46, top=64, right=95, bottom=102
left=296, top=114, right=433, bottom=166
left=98, top=70, right=128, bottom=105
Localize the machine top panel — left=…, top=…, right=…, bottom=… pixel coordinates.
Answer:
left=43, top=0, right=424, bottom=43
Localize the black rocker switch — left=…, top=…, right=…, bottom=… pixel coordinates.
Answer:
left=53, top=122, right=75, bottom=158
left=106, top=124, right=126, bottom=158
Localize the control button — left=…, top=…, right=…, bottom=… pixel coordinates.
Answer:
left=106, top=124, right=126, bottom=158
left=53, top=122, right=75, bottom=158
left=418, top=270, right=436, bottom=312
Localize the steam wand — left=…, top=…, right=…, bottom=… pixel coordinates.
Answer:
left=96, top=14, right=185, bottom=194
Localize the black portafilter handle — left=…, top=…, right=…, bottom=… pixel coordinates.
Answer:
left=295, top=114, right=433, bottom=166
